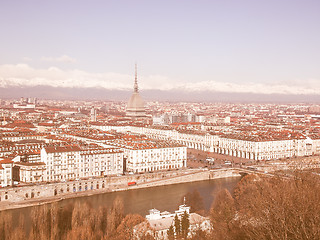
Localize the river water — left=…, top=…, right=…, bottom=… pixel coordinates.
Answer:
left=8, top=176, right=241, bottom=224
left=73, top=176, right=241, bottom=215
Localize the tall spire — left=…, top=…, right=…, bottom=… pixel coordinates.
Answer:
left=127, top=63, right=145, bottom=118
left=134, top=63, right=139, bottom=93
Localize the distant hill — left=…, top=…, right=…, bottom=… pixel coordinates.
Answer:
left=0, top=86, right=319, bottom=103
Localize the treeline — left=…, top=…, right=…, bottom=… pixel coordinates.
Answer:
left=1, top=171, right=320, bottom=240
left=208, top=171, right=320, bottom=240
left=173, top=171, right=320, bottom=240
left=0, top=197, right=152, bottom=240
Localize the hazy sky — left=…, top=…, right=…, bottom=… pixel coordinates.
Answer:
left=0, top=0, right=319, bottom=95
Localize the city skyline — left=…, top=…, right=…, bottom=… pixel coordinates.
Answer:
left=0, top=0, right=320, bottom=100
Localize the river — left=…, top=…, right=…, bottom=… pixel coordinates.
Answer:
left=74, top=176, right=241, bottom=215
left=5, top=176, right=241, bottom=235
left=7, top=176, right=241, bottom=222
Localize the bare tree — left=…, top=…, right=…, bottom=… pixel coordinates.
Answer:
left=210, top=188, right=237, bottom=240
left=113, top=213, right=144, bottom=240
left=210, top=171, right=320, bottom=240
left=107, top=196, right=125, bottom=238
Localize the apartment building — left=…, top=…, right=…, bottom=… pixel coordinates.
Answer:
left=106, top=134, right=187, bottom=173
left=93, top=124, right=316, bottom=161
left=0, top=159, right=14, bottom=187
left=125, top=146, right=186, bottom=173
left=16, top=162, right=46, bottom=183
left=41, top=146, right=123, bottom=182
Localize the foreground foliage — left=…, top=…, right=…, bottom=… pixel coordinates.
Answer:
left=210, top=171, right=320, bottom=240
left=1, top=171, right=319, bottom=239
left=0, top=196, right=145, bottom=240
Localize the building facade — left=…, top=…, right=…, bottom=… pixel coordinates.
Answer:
left=92, top=124, right=316, bottom=161
left=125, top=146, right=187, bottom=173
left=41, top=146, right=124, bottom=182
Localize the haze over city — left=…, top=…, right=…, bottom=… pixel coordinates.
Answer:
left=0, top=0, right=319, bottom=102
left=1, top=1, right=320, bottom=239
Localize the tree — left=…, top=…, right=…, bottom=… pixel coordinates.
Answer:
left=174, top=214, right=181, bottom=239
left=181, top=211, right=190, bottom=239
left=107, top=196, right=125, bottom=238
left=0, top=211, right=13, bottom=240
left=8, top=214, right=26, bottom=240
left=189, top=229, right=209, bottom=240
left=30, top=204, right=53, bottom=239
left=210, top=188, right=237, bottom=240
left=69, top=201, right=103, bottom=240
left=233, top=173, right=260, bottom=203
left=57, top=203, right=73, bottom=238
left=65, top=225, right=94, bottom=240
left=238, top=172, right=320, bottom=239
left=210, top=171, right=320, bottom=240
left=71, top=202, right=90, bottom=229
left=97, top=206, right=108, bottom=235
left=50, top=203, right=61, bottom=240
left=167, top=225, right=175, bottom=240
left=135, top=221, right=155, bottom=240
left=139, top=232, right=155, bottom=240
left=113, top=214, right=144, bottom=240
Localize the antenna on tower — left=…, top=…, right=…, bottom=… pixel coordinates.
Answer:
left=134, top=63, right=139, bottom=93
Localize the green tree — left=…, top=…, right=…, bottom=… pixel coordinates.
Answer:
left=167, top=225, right=175, bottom=240
left=181, top=211, right=190, bottom=239
left=174, top=215, right=181, bottom=238
left=189, top=229, right=209, bottom=240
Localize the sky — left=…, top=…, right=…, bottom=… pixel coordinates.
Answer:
left=0, top=0, right=320, bottom=98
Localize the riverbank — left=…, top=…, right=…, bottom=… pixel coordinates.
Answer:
left=0, top=168, right=241, bottom=211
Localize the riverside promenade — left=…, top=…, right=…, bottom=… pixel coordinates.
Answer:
left=0, top=168, right=241, bottom=211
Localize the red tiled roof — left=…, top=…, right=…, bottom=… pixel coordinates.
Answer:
left=0, top=158, right=14, bottom=164
left=44, top=146, right=82, bottom=153
left=38, top=123, right=55, bottom=127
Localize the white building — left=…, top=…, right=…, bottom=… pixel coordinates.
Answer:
left=311, top=138, right=320, bottom=155
left=58, top=127, right=187, bottom=174
left=16, top=162, right=46, bottom=183
left=13, top=103, right=35, bottom=109
left=41, top=146, right=123, bottom=182
left=0, top=159, right=14, bottom=187
left=134, top=203, right=210, bottom=240
left=80, top=148, right=123, bottom=177
left=90, top=108, right=97, bottom=122
left=106, top=134, right=187, bottom=173
left=91, top=123, right=318, bottom=161
left=125, top=146, right=187, bottom=173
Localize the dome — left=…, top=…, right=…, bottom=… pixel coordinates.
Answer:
left=126, top=92, right=145, bottom=117
left=127, top=92, right=145, bottom=111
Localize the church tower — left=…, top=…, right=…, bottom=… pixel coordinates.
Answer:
left=126, top=64, right=146, bottom=117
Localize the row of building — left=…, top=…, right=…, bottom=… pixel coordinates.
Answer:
left=92, top=124, right=320, bottom=161
left=0, top=129, right=187, bottom=186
